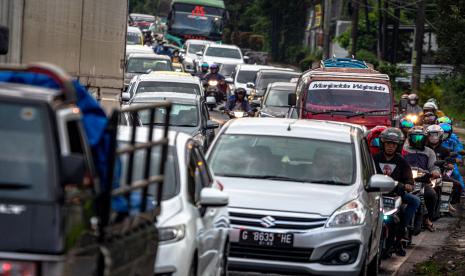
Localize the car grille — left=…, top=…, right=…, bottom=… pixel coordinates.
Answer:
left=230, top=243, right=313, bottom=263
left=229, top=209, right=327, bottom=230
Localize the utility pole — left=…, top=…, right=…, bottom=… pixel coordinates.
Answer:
left=377, top=0, right=383, bottom=59
left=412, top=0, right=425, bottom=92
left=381, top=0, right=388, bottom=59
left=392, top=0, right=401, bottom=63
left=323, top=0, right=332, bottom=58
left=350, top=0, right=359, bottom=56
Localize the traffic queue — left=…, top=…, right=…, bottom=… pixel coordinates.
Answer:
left=0, top=23, right=464, bottom=276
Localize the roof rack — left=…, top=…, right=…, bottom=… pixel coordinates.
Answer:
left=0, top=62, right=77, bottom=103
left=320, top=57, right=369, bottom=69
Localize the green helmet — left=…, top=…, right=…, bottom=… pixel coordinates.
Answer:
left=437, top=116, right=452, bottom=124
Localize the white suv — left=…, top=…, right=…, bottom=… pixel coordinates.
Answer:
left=196, top=44, right=246, bottom=72
left=118, top=127, right=230, bottom=276
left=227, top=64, right=274, bottom=95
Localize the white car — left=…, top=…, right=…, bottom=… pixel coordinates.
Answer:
left=122, top=71, right=204, bottom=102
left=182, top=39, right=212, bottom=73
left=118, top=127, right=230, bottom=276
left=196, top=44, right=247, bottom=72
left=127, top=26, right=144, bottom=46
left=227, top=64, right=274, bottom=95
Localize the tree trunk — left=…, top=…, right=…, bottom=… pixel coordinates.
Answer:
left=364, top=0, right=370, bottom=34
left=323, top=0, right=332, bottom=58
left=392, top=0, right=400, bottom=63
left=351, top=0, right=359, bottom=56
left=377, top=0, right=383, bottom=59
left=412, top=0, right=425, bottom=92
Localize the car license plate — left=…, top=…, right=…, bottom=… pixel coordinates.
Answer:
left=239, top=230, right=293, bottom=248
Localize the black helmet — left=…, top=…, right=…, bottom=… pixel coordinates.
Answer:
left=408, top=126, right=427, bottom=150
left=379, top=127, right=404, bottom=153
left=234, top=88, right=247, bottom=97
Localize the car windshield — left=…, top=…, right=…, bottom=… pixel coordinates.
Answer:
left=264, top=88, right=294, bottom=107
left=0, top=103, right=55, bottom=201
left=136, top=81, right=200, bottom=95
left=127, top=32, right=142, bottom=45
left=136, top=103, right=199, bottom=127
left=306, top=81, right=391, bottom=113
left=127, top=58, right=173, bottom=73
left=187, top=44, right=205, bottom=54
left=119, top=146, right=178, bottom=201
left=209, top=135, right=355, bottom=185
left=219, top=64, right=236, bottom=77
left=205, top=47, right=241, bottom=59
left=236, top=70, right=257, bottom=84
left=256, top=73, right=299, bottom=91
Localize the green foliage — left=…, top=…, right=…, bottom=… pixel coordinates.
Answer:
left=355, top=49, right=379, bottom=67
left=299, top=50, right=323, bottom=72
left=248, top=35, right=265, bottom=51
left=438, top=75, right=465, bottom=121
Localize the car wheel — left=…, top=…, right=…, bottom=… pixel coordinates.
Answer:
left=367, top=243, right=380, bottom=276
left=189, top=255, right=198, bottom=276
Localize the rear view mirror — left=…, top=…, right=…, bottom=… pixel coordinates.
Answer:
left=225, top=77, right=233, bottom=84
left=196, top=51, right=203, bottom=56
left=246, top=82, right=255, bottom=89
left=199, top=187, right=228, bottom=207
left=0, top=25, right=9, bottom=55
left=288, top=93, right=296, bottom=106
left=122, top=92, right=131, bottom=102
left=206, top=120, right=219, bottom=129
left=367, top=174, right=395, bottom=193
left=62, top=154, right=86, bottom=185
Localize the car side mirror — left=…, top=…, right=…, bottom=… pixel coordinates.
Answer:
left=122, top=92, right=131, bottom=102
left=367, top=174, right=395, bottom=193
left=246, top=82, right=255, bottom=89
left=196, top=51, right=203, bottom=56
left=243, top=56, right=250, bottom=63
left=206, top=120, right=219, bottom=129
left=62, top=154, right=86, bottom=185
left=199, top=187, right=228, bottom=207
left=180, top=49, right=186, bottom=54
left=288, top=93, right=297, bottom=106
left=0, top=25, right=9, bottom=55
left=225, top=77, right=233, bottom=84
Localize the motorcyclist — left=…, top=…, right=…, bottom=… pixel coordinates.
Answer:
left=153, top=40, right=171, bottom=56
left=406, top=94, right=422, bottom=115
left=402, top=126, right=440, bottom=231
left=373, top=127, right=420, bottom=256
left=366, top=125, right=387, bottom=156
left=224, top=88, right=253, bottom=116
left=438, top=121, right=465, bottom=191
left=196, top=62, right=210, bottom=80
left=203, top=64, right=227, bottom=98
left=400, top=118, right=415, bottom=139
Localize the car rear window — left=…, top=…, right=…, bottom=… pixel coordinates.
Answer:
left=136, top=81, right=200, bottom=95
left=0, top=102, right=55, bottom=201
left=209, top=134, right=355, bottom=185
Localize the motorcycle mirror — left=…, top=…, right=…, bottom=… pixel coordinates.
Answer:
left=0, top=25, right=9, bottom=55
left=246, top=82, right=255, bottom=89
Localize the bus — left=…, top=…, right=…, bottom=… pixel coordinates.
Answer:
left=166, top=0, right=226, bottom=47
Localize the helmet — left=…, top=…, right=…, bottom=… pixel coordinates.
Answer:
left=427, top=98, right=439, bottom=107
left=210, top=63, right=219, bottom=73
left=426, top=124, right=444, bottom=145
left=201, top=62, right=209, bottom=72
left=439, top=123, right=453, bottom=139
left=234, top=87, right=247, bottom=97
left=366, top=126, right=387, bottom=155
left=379, top=127, right=404, bottom=153
left=437, top=116, right=452, bottom=124
left=401, top=94, right=409, bottom=99
left=423, top=101, right=437, bottom=112
left=423, top=111, right=437, bottom=125
left=408, top=93, right=419, bottom=105
left=400, top=118, right=415, bottom=129
left=408, top=126, right=427, bottom=150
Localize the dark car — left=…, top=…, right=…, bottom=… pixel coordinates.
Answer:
left=253, top=69, right=300, bottom=97
left=120, top=93, right=219, bottom=150
left=257, top=82, right=296, bottom=118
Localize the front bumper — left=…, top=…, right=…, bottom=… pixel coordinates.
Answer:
left=228, top=225, right=370, bottom=275
left=154, top=238, right=193, bottom=276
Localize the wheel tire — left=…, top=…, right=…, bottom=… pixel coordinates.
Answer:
left=189, top=256, right=198, bottom=276
left=367, top=246, right=380, bottom=276
left=219, top=242, right=229, bottom=276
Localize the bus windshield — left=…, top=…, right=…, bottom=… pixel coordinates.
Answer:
left=169, top=3, right=224, bottom=39
left=306, top=81, right=391, bottom=113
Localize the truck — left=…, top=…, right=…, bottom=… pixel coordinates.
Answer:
left=289, top=58, right=396, bottom=129
left=0, top=0, right=128, bottom=110
left=165, top=0, right=227, bottom=47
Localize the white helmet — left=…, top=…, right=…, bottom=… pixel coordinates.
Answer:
left=423, top=101, right=437, bottom=111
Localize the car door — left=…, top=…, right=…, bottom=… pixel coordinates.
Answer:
left=360, top=137, right=382, bottom=256
left=188, top=143, right=225, bottom=275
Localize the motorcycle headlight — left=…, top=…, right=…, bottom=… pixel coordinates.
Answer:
left=406, top=114, right=418, bottom=123
left=326, top=199, right=366, bottom=228
left=159, top=224, right=185, bottom=243
left=208, top=80, right=218, bottom=86
left=234, top=112, right=244, bottom=118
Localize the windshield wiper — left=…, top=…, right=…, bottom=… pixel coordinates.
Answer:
left=0, top=183, right=32, bottom=189
left=307, top=179, right=348, bottom=185
left=309, top=110, right=355, bottom=116
left=345, top=109, right=390, bottom=118
left=253, top=175, right=307, bottom=182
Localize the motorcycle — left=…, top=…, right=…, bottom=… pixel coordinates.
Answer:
left=381, top=192, right=403, bottom=258
left=227, top=110, right=250, bottom=119
left=204, top=79, right=224, bottom=111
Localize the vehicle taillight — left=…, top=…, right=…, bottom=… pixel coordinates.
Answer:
left=0, top=260, right=37, bottom=276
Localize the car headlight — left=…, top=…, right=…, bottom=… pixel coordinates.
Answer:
left=159, top=224, right=185, bottom=243
left=326, top=199, right=366, bottom=228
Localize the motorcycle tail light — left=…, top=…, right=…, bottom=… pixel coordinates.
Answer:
left=0, top=260, right=37, bottom=276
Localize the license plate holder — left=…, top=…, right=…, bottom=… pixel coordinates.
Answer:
left=239, top=230, right=294, bottom=248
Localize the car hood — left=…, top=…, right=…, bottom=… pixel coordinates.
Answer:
left=157, top=196, right=183, bottom=226
left=260, top=106, right=289, bottom=118
left=203, top=56, right=244, bottom=65
left=216, top=176, right=360, bottom=216
left=168, top=126, right=199, bottom=136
